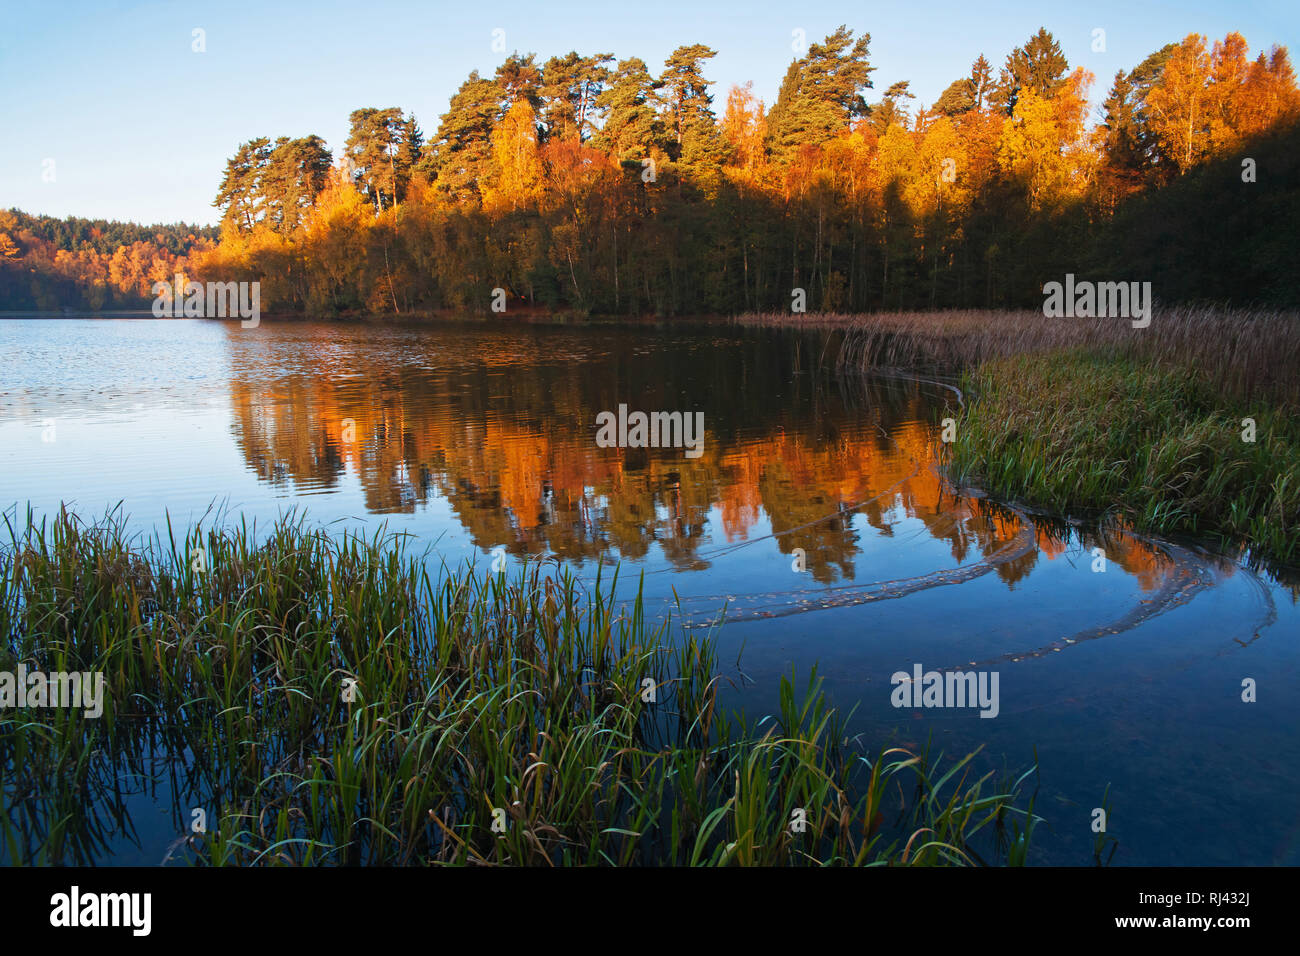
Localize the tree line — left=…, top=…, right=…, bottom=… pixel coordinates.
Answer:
left=0, top=211, right=216, bottom=310
left=4, top=26, right=1298, bottom=314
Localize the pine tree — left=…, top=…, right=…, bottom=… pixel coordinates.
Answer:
left=400, top=117, right=424, bottom=179
left=214, top=138, right=272, bottom=232
left=992, top=28, right=1069, bottom=115
left=539, top=52, right=613, bottom=141
left=262, top=135, right=333, bottom=234
left=659, top=44, right=724, bottom=166
left=425, top=71, right=503, bottom=202
left=870, top=81, right=915, bottom=134
left=970, top=55, right=994, bottom=111
left=495, top=53, right=543, bottom=111
left=344, top=108, right=414, bottom=211
left=934, top=78, right=975, bottom=117
left=766, top=26, right=873, bottom=162
left=592, top=57, right=665, bottom=165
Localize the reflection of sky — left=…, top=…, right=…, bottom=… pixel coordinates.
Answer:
left=2, top=404, right=477, bottom=566
left=3, top=319, right=1300, bottom=866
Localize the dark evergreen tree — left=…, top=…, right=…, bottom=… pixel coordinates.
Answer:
left=991, top=27, right=1069, bottom=114
left=766, top=26, right=873, bottom=161
left=424, top=72, right=503, bottom=201
left=593, top=57, right=665, bottom=164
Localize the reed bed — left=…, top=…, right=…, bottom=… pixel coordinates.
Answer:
left=738, top=306, right=1300, bottom=410
left=0, top=507, right=1038, bottom=866
left=739, top=307, right=1300, bottom=563
left=948, top=352, right=1300, bottom=563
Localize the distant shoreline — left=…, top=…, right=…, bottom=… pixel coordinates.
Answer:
left=0, top=309, right=730, bottom=325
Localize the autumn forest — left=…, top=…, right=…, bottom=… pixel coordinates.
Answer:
left=3, top=25, right=1299, bottom=315
left=8, top=1, right=1300, bottom=882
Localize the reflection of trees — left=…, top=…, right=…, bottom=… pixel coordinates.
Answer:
left=222, top=325, right=1177, bottom=589
left=1033, top=515, right=1242, bottom=592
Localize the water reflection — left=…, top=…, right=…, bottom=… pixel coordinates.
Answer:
left=220, top=322, right=1288, bottom=676
left=223, top=324, right=1188, bottom=591
left=3, top=319, right=1299, bottom=866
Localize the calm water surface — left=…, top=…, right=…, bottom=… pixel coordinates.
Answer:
left=2, top=318, right=1298, bottom=865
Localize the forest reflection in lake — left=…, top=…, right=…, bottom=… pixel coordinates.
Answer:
left=2, top=318, right=1298, bottom=866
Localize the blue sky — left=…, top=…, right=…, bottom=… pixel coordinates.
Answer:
left=2, top=0, right=1296, bottom=226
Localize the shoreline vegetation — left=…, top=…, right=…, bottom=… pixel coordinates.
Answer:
left=953, top=353, right=1298, bottom=565
left=1, top=507, right=1040, bottom=866
left=740, top=306, right=1300, bottom=566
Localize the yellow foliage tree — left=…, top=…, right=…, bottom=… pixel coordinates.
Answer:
left=997, top=68, right=1095, bottom=208
left=301, top=165, right=371, bottom=311
left=722, top=82, right=767, bottom=173
left=1146, top=34, right=1213, bottom=174
left=482, top=100, right=544, bottom=212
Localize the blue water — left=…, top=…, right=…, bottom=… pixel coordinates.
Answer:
left=1, top=318, right=1297, bottom=865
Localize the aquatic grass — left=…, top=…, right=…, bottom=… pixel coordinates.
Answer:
left=738, top=306, right=1299, bottom=567
left=739, top=305, right=1300, bottom=411
left=0, top=506, right=1039, bottom=866
left=948, top=352, right=1300, bottom=564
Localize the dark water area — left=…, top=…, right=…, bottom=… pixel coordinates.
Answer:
left=1, top=318, right=1297, bottom=866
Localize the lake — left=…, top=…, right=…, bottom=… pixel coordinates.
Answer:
left=2, top=317, right=1298, bottom=865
